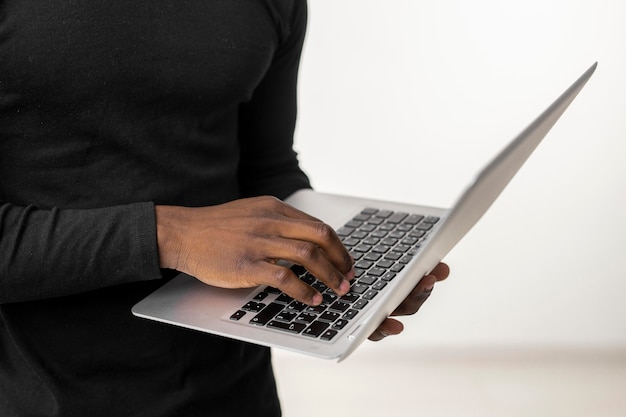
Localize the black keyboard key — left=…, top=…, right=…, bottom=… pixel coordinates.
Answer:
left=350, top=251, right=364, bottom=261
left=379, top=223, right=395, bottom=231
left=300, top=273, right=316, bottom=285
left=366, top=217, right=384, bottom=226
left=322, top=292, right=338, bottom=305
left=353, top=213, right=371, bottom=222
left=306, top=305, right=326, bottom=314
left=267, top=321, right=306, bottom=334
left=387, top=212, right=408, bottom=224
left=352, top=230, right=368, bottom=239
left=340, top=292, right=359, bottom=303
left=364, top=252, right=382, bottom=261
left=372, top=281, right=387, bottom=291
left=329, top=301, right=350, bottom=312
left=345, top=220, right=363, bottom=228
left=351, top=283, right=369, bottom=294
left=367, top=267, right=385, bottom=277
left=342, top=237, right=360, bottom=247
left=354, top=244, right=373, bottom=253
left=286, top=301, right=307, bottom=312
left=230, top=310, right=246, bottom=321
left=303, top=321, right=330, bottom=338
left=296, top=312, right=317, bottom=323
left=394, top=244, right=411, bottom=253
left=332, top=319, right=349, bottom=330
left=291, top=264, right=307, bottom=276
left=381, top=271, right=397, bottom=281
left=253, top=291, right=268, bottom=302
left=358, top=275, right=377, bottom=285
left=242, top=302, right=265, bottom=313
left=275, top=294, right=293, bottom=304
left=417, top=222, right=434, bottom=231
left=319, top=311, right=340, bottom=323
left=372, top=244, right=391, bottom=254
left=353, top=299, right=369, bottom=310
left=384, top=252, right=402, bottom=261
left=265, top=286, right=281, bottom=294
left=381, top=237, right=398, bottom=246
left=405, top=214, right=424, bottom=225
left=336, top=226, right=355, bottom=237
left=250, top=303, right=284, bottom=326
left=399, top=255, right=414, bottom=264
left=320, top=329, right=338, bottom=341
left=375, top=210, right=393, bottom=219
left=376, top=259, right=394, bottom=269
left=370, top=229, right=388, bottom=238
left=275, top=311, right=298, bottom=322
left=343, top=309, right=359, bottom=320
left=362, top=290, right=378, bottom=300
left=354, top=268, right=366, bottom=278
left=355, top=260, right=374, bottom=269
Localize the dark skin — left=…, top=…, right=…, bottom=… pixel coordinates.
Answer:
left=156, top=195, right=449, bottom=342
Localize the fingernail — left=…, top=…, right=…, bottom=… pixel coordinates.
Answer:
left=311, top=293, right=323, bottom=306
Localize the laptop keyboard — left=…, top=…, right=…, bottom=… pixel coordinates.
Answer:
left=228, top=208, right=439, bottom=341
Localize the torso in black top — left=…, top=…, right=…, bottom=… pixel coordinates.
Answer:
left=0, top=1, right=310, bottom=415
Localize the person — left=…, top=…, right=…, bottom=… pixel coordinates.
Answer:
left=0, top=1, right=449, bottom=415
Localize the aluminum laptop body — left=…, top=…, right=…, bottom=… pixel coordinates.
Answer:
left=132, top=63, right=597, bottom=361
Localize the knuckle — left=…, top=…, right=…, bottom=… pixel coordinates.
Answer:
left=295, top=242, right=319, bottom=261
left=234, top=255, right=255, bottom=275
left=313, top=222, right=334, bottom=241
left=271, top=267, right=293, bottom=287
left=259, top=195, right=282, bottom=209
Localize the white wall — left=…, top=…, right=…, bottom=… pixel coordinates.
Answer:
left=293, top=0, right=626, bottom=349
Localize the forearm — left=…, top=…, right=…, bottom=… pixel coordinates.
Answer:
left=0, top=201, right=161, bottom=303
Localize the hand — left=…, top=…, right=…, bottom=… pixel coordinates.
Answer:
left=368, top=262, right=450, bottom=341
left=155, top=196, right=355, bottom=306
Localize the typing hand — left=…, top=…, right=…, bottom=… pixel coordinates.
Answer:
left=368, top=262, right=449, bottom=341
left=155, top=196, right=355, bottom=306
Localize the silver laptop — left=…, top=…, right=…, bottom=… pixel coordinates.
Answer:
left=132, top=63, right=597, bottom=361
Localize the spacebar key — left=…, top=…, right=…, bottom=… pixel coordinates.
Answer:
left=267, top=321, right=306, bottom=334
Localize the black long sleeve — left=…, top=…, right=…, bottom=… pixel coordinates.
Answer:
left=0, top=202, right=159, bottom=303
left=0, top=1, right=308, bottom=415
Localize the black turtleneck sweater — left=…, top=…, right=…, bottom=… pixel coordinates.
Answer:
left=0, top=1, right=310, bottom=415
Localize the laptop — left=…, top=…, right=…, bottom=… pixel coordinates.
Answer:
left=132, top=63, right=597, bottom=361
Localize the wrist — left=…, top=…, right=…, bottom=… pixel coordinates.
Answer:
left=154, top=205, right=184, bottom=271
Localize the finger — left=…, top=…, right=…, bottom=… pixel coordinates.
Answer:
left=391, top=274, right=437, bottom=316
left=275, top=217, right=354, bottom=275
left=368, top=318, right=404, bottom=342
left=252, top=261, right=323, bottom=306
left=260, top=235, right=353, bottom=297
left=259, top=199, right=354, bottom=275
left=429, top=262, right=450, bottom=282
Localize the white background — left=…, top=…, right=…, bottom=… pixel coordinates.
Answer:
left=291, top=0, right=626, bottom=351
